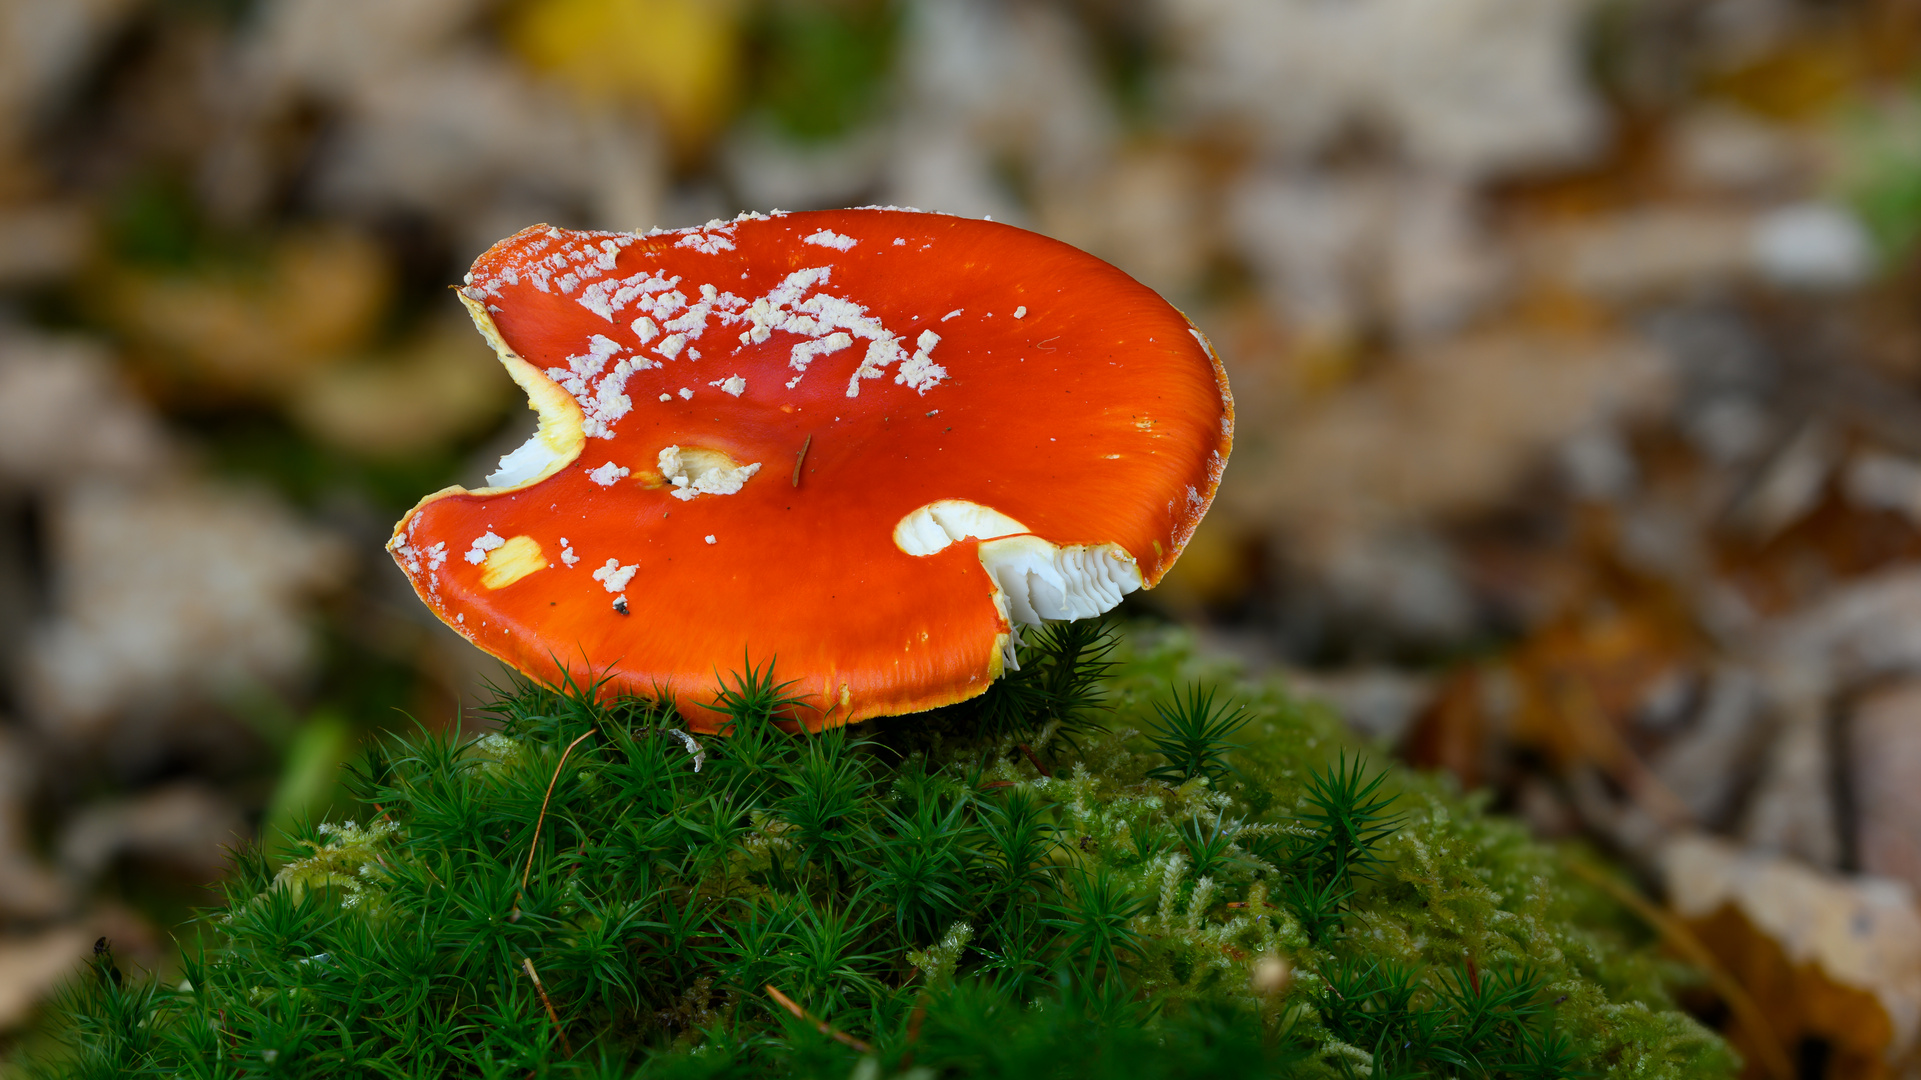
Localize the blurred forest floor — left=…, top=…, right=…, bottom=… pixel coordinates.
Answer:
left=3, top=0, right=1921, bottom=1075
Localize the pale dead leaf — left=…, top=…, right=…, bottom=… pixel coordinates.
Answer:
left=1662, top=833, right=1921, bottom=1067
left=0, top=926, right=91, bottom=1030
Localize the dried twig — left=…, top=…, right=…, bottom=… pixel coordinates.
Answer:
left=514, top=728, right=597, bottom=913
left=898, top=996, right=929, bottom=1069
left=764, top=984, right=873, bottom=1054
left=1562, top=857, right=1792, bottom=1080
left=906, top=998, right=927, bottom=1044
left=1016, top=743, right=1053, bottom=779
left=522, top=957, right=573, bottom=1056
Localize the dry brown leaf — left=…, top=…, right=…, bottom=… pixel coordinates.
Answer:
left=1407, top=533, right=1707, bottom=805
left=286, top=316, right=513, bottom=458
left=1404, top=666, right=1500, bottom=790
left=1662, top=834, right=1921, bottom=1079
left=0, top=926, right=94, bottom=1030
left=101, top=229, right=390, bottom=397
left=1227, top=330, right=1671, bottom=543
left=1716, top=488, right=1921, bottom=618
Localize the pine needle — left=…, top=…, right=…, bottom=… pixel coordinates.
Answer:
left=764, top=984, right=873, bottom=1054
left=522, top=957, right=574, bottom=1056
left=516, top=728, right=597, bottom=913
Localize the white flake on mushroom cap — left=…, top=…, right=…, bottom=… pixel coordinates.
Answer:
left=718, top=265, right=943, bottom=397
left=579, top=271, right=677, bottom=321
left=786, top=333, right=853, bottom=388
left=892, top=499, right=1144, bottom=631
left=709, top=375, right=747, bottom=396
left=675, top=220, right=738, bottom=255
left=542, top=334, right=646, bottom=440
left=658, top=445, right=762, bottom=501
left=463, top=229, right=637, bottom=300
left=593, top=559, right=638, bottom=593
left=392, top=537, right=449, bottom=576
left=465, top=531, right=506, bottom=564
left=803, top=229, right=858, bottom=251
left=551, top=254, right=950, bottom=410
left=586, top=461, right=630, bottom=487
left=894, top=331, right=947, bottom=395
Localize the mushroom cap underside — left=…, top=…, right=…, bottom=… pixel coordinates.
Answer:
left=390, top=208, right=1232, bottom=731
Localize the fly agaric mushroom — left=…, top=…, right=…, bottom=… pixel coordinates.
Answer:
left=389, top=209, right=1231, bottom=731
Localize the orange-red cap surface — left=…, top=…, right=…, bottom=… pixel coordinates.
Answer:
left=389, top=209, right=1231, bottom=731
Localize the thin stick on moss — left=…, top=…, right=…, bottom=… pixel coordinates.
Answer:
left=899, top=997, right=929, bottom=1069
left=1018, top=742, right=1052, bottom=778
left=516, top=728, right=597, bottom=912
left=764, top=984, right=874, bottom=1054
left=522, top=957, right=574, bottom=1056
left=1562, top=856, right=1791, bottom=1080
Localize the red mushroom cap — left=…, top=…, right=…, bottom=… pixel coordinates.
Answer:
left=389, top=209, right=1231, bottom=731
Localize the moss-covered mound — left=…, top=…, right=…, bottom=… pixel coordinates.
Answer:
left=27, top=626, right=1734, bottom=1079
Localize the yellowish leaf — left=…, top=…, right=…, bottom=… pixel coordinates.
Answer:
left=507, top=0, right=742, bottom=148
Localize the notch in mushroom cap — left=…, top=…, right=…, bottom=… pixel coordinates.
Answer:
left=389, top=209, right=1232, bottom=732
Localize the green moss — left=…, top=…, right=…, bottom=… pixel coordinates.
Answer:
left=23, top=626, right=1734, bottom=1079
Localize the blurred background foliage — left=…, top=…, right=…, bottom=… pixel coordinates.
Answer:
left=2, top=0, right=1921, bottom=1074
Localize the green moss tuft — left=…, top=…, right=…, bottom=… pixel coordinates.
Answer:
left=23, top=625, right=1734, bottom=1079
